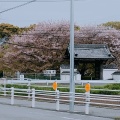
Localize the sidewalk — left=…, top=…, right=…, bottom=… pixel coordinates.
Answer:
left=0, top=97, right=119, bottom=119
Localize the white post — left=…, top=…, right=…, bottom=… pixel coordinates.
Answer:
left=56, top=90, right=60, bottom=111
left=11, top=87, right=14, bottom=105
left=17, top=71, right=20, bottom=80
left=46, top=80, right=48, bottom=86
left=69, top=0, right=75, bottom=112
left=27, top=80, right=31, bottom=99
left=3, top=78, right=6, bottom=96
left=32, top=88, right=35, bottom=107
left=85, top=91, right=90, bottom=114
left=81, top=82, right=83, bottom=86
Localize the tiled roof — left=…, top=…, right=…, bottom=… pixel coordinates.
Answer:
left=61, top=71, right=79, bottom=74
left=112, top=71, right=120, bottom=75
left=68, top=44, right=114, bottom=59
left=60, top=64, right=77, bottom=69
left=103, top=64, right=118, bottom=69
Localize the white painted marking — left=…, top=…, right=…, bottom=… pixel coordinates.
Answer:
left=62, top=117, right=82, bottom=120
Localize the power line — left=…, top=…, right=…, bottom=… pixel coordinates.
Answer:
left=0, top=0, right=85, bottom=14
left=0, top=0, right=83, bottom=2
left=0, top=0, right=36, bottom=14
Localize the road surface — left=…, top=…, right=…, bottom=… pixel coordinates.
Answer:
left=0, top=104, right=114, bottom=120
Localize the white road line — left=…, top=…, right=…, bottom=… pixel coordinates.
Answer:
left=62, top=117, right=82, bottom=120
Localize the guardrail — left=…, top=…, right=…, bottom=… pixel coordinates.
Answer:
left=0, top=87, right=119, bottom=114
left=5, top=79, right=120, bottom=85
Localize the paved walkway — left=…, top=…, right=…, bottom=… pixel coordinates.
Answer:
left=0, top=103, right=115, bottom=120
left=0, top=97, right=119, bottom=120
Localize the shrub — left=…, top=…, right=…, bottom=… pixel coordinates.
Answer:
left=104, top=83, right=120, bottom=90
left=2, top=83, right=120, bottom=95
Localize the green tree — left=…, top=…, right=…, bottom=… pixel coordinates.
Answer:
left=0, top=23, right=19, bottom=38
left=103, top=21, right=120, bottom=30
left=0, top=23, right=35, bottom=38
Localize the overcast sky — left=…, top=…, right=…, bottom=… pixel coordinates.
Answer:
left=0, top=0, right=120, bottom=27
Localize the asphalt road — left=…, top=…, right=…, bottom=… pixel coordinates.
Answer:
left=0, top=103, right=114, bottom=120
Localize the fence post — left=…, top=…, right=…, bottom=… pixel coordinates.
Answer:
left=46, top=80, right=48, bottom=86
left=11, top=87, right=14, bottom=105
left=81, top=82, right=83, bottom=86
left=3, top=78, right=6, bottom=96
left=32, top=88, right=35, bottom=107
left=56, top=90, right=60, bottom=111
left=85, top=91, right=90, bottom=114
left=27, top=80, right=31, bottom=99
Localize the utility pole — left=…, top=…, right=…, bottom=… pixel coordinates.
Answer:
left=69, top=0, right=75, bottom=112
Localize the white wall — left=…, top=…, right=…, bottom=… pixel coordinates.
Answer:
left=60, top=66, right=81, bottom=81
left=61, top=74, right=74, bottom=81
left=60, top=73, right=81, bottom=81
left=103, top=69, right=118, bottom=80
left=112, top=75, right=120, bottom=80
left=60, top=68, right=77, bottom=73
left=76, top=74, right=81, bottom=81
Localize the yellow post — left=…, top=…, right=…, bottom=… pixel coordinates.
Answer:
left=52, top=81, right=57, bottom=91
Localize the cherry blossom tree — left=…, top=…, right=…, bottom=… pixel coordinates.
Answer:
left=0, top=22, right=120, bottom=73
left=75, top=26, right=120, bottom=68
left=1, top=22, right=70, bottom=72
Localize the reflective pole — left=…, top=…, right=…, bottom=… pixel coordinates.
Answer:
left=69, top=0, right=75, bottom=112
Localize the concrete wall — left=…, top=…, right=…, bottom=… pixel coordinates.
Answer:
left=60, top=66, right=81, bottom=81
left=60, top=68, right=77, bottom=73
left=60, top=73, right=81, bottom=81
left=112, top=74, right=120, bottom=80
left=103, top=69, right=118, bottom=80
